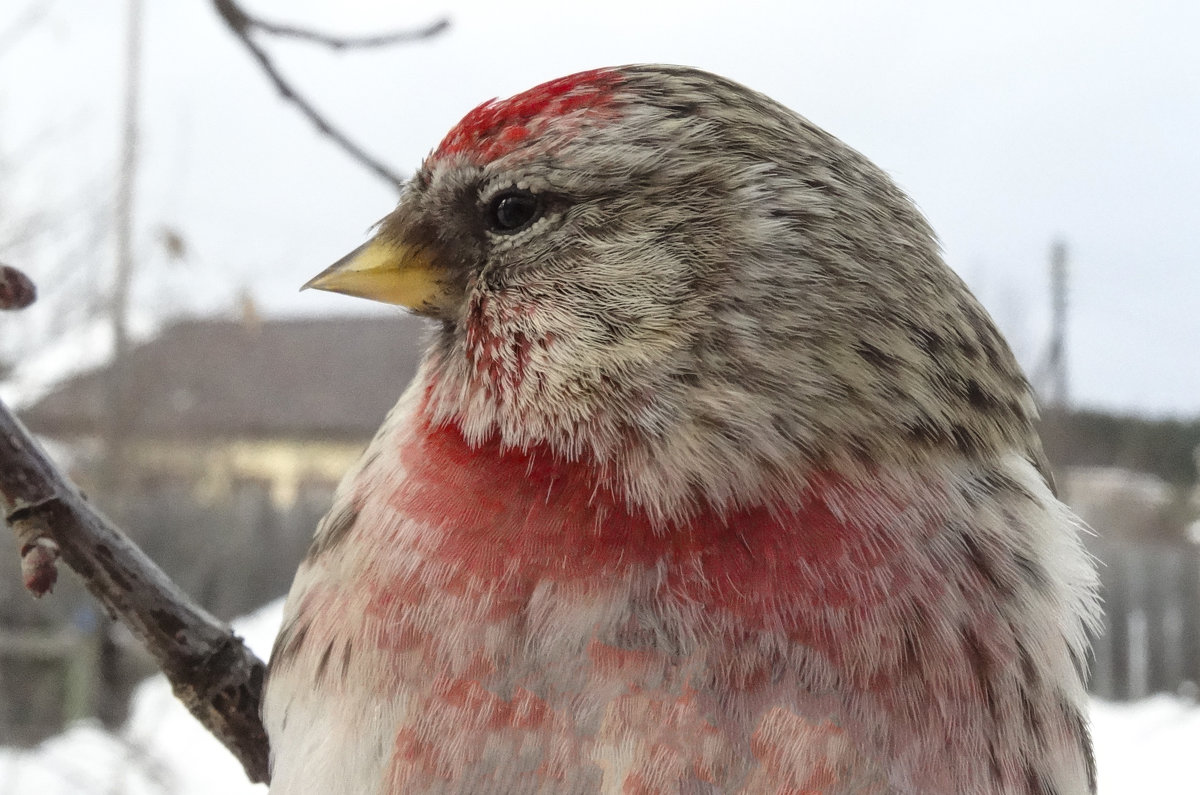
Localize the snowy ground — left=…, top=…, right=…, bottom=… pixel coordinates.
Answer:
left=1090, top=696, right=1200, bottom=793
left=2, top=600, right=1198, bottom=794
left=0, top=602, right=280, bottom=795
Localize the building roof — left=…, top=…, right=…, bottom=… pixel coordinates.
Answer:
left=21, top=313, right=433, bottom=440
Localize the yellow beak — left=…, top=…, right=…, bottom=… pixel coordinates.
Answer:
left=302, top=238, right=447, bottom=311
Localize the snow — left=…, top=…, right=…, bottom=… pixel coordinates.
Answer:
left=0, top=601, right=279, bottom=795
left=3, top=598, right=1199, bottom=793
left=1090, top=696, right=1200, bottom=794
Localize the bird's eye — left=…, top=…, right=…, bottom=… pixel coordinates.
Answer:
left=487, top=190, right=542, bottom=233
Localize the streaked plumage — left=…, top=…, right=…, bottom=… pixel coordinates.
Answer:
left=265, top=65, right=1099, bottom=794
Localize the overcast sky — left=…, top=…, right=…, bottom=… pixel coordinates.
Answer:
left=1, top=0, right=1197, bottom=415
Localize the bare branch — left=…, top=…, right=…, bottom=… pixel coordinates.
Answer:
left=211, top=0, right=448, bottom=189
left=1, top=400, right=270, bottom=783
left=252, top=15, right=449, bottom=51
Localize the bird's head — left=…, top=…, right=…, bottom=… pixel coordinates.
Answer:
left=307, top=65, right=1042, bottom=518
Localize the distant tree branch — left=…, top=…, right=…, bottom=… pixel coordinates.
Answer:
left=1, top=267, right=270, bottom=783
left=250, top=14, right=449, bottom=51
left=211, top=0, right=449, bottom=189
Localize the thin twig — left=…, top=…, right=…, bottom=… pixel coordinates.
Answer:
left=212, top=0, right=447, bottom=189
left=253, top=15, right=449, bottom=51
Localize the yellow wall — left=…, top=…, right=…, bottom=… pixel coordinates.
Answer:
left=125, top=438, right=366, bottom=507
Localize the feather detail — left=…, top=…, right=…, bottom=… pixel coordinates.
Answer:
left=390, top=411, right=875, bottom=602
left=430, top=68, right=623, bottom=165
left=266, top=387, right=1095, bottom=793
left=266, top=64, right=1099, bottom=794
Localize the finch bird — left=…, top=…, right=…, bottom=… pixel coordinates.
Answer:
left=264, top=65, right=1099, bottom=794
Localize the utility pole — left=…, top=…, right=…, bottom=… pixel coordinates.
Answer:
left=112, top=0, right=142, bottom=364
left=102, top=0, right=142, bottom=488
left=1042, top=239, right=1070, bottom=410
left=94, top=0, right=145, bottom=732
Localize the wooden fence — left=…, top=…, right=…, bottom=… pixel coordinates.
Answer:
left=1088, top=538, right=1200, bottom=700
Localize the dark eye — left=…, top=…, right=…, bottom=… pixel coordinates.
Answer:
left=487, top=190, right=541, bottom=233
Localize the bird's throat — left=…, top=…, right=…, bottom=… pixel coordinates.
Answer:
left=380, top=414, right=911, bottom=626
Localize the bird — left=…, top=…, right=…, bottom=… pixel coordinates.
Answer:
left=263, top=65, right=1100, bottom=794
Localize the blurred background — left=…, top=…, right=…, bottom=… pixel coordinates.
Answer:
left=0, top=1, right=1197, bottom=791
